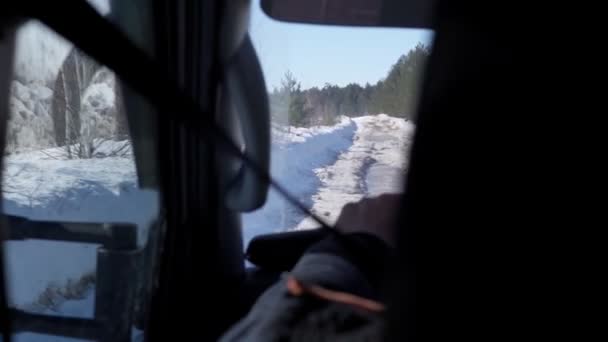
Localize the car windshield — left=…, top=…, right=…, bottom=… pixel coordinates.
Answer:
left=242, top=1, right=433, bottom=245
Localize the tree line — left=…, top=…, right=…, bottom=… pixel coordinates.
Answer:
left=270, top=43, right=430, bottom=126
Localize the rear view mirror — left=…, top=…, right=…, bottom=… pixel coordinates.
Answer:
left=260, top=0, right=435, bottom=29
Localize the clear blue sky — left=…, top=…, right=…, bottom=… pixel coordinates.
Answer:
left=249, top=0, right=433, bottom=91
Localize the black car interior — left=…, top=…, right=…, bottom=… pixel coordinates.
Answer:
left=0, top=0, right=575, bottom=341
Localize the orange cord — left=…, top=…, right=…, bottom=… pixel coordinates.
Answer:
left=286, top=275, right=385, bottom=312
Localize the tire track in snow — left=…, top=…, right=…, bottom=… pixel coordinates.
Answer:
left=242, top=118, right=356, bottom=246
left=297, top=114, right=415, bottom=229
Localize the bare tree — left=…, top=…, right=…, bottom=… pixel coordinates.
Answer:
left=114, top=81, right=129, bottom=140
left=52, top=48, right=100, bottom=149
left=51, top=48, right=130, bottom=159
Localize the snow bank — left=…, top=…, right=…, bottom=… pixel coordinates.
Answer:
left=271, top=116, right=353, bottom=144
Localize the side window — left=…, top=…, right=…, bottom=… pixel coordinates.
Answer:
left=2, top=11, right=158, bottom=342
left=243, top=0, right=433, bottom=246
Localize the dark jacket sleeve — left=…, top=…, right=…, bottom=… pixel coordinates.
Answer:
left=301, top=232, right=392, bottom=298
left=219, top=231, right=392, bottom=341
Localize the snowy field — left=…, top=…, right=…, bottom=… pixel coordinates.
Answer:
left=3, top=141, right=158, bottom=309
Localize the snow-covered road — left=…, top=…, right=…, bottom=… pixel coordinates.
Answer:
left=241, top=117, right=356, bottom=245
left=296, top=114, right=414, bottom=229
left=242, top=114, right=414, bottom=241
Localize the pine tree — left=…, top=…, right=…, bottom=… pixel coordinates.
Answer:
left=268, top=43, right=430, bottom=126
left=272, top=71, right=309, bottom=126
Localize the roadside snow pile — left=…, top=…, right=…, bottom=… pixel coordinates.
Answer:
left=271, top=116, right=353, bottom=144
left=242, top=117, right=356, bottom=245
left=297, top=114, right=415, bottom=229
left=2, top=144, right=157, bottom=310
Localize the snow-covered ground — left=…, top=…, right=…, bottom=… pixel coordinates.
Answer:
left=241, top=116, right=356, bottom=245
left=2, top=141, right=158, bottom=309
left=3, top=143, right=155, bottom=342
left=293, top=114, right=414, bottom=229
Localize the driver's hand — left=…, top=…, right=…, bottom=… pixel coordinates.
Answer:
left=334, top=194, right=402, bottom=247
